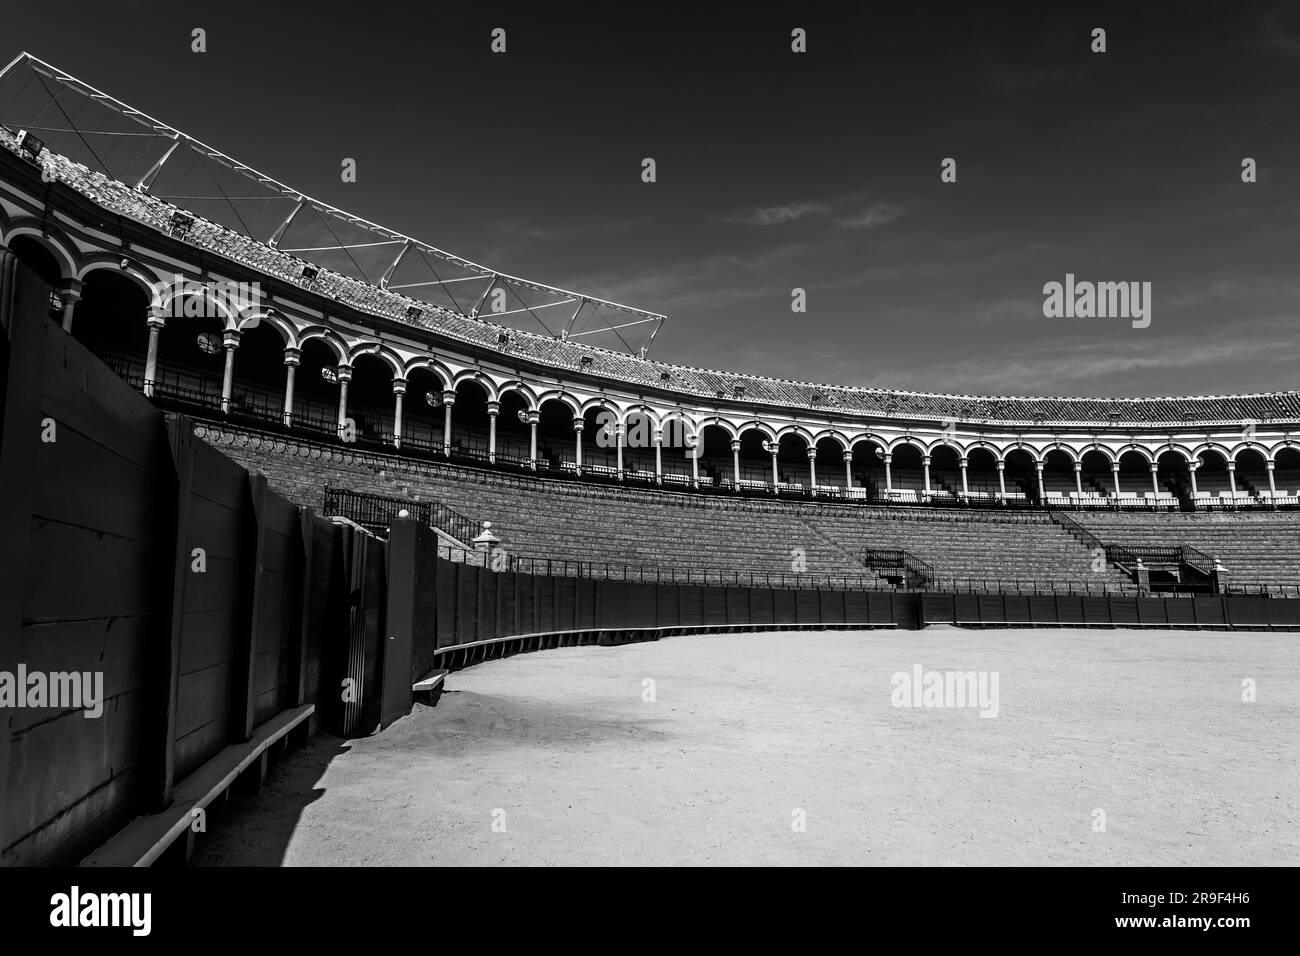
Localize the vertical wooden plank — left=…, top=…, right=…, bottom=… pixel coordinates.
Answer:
left=157, top=417, right=196, bottom=807
left=237, top=473, right=270, bottom=742
left=292, top=506, right=315, bottom=707
left=0, top=253, right=49, bottom=863
left=380, top=520, right=416, bottom=729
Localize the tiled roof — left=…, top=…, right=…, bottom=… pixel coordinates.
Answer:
left=7, top=130, right=1299, bottom=429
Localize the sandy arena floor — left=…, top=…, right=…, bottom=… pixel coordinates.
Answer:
left=192, top=628, right=1300, bottom=866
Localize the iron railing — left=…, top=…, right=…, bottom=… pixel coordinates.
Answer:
left=862, top=548, right=935, bottom=586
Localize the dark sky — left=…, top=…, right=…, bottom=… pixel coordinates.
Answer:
left=5, top=1, right=1300, bottom=396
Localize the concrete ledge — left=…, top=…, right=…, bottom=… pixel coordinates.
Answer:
left=80, top=703, right=314, bottom=867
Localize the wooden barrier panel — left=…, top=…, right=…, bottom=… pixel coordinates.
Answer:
left=536, top=575, right=556, bottom=633
left=751, top=588, right=776, bottom=625
left=577, top=579, right=596, bottom=630
left=726, top=587, right=751, bottom=625
left=921, top=593, right=955, bottom=624
left=1109, top=596, right=1139, bottom=626
left=703, top=587, right=728, bottom=625
left=795, top=589, right=819, bottom=623
left=871, top=593, right=897, bottom=625
left=1136, top=598, right=1168, bottom=625
left=0, top=277, right=169, bottom=864
left=978, top=595, right=1005, bottom=622
left=1266, top=599, right=1300, bottom=627
left=679, top=586, right=704, bottom=626
left=478, top=569, right=498, bottom=641
left=1166, top=598, right=1197, bottom=625
left=1056, top=595, right=1084, bottom=624
left=456, top=564, right=479, bottom=644
left=656, top=584, right=679, bottom=627
left=1029, top=595, right=1059, bottom=624
left=1193, top=596, right=1226, bottom=627
left=1004, top=595, right=1031, bottom=624
left=497, top=571, right=518, bottom=637
left=1081, top=597, right=1112, bottom=626
left=818, top=590, right=846, bottom=625
left=773, top=589, right=797, bottom=625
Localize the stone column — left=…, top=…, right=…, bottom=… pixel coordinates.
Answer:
left=960, top=457, right=969, bottom=496
left=922, top=455, right=932, bottom=494
left=1034, top=460, right=1044, bottom=500
left=1266, top=460, right=1277, bottom=498
left=997, top=460, right=1007, bottom=500
left=689, top=434, right=699, bottom=486
left=1150, top=462, right=1160, bottom=496
left=486, top=400, right=499, bottom=462
left=1073, top=461, right=1083, bottom=495
left=807, top=447, right=817, bottom=492
left=143, top=314, right=165, bottom=397
left=653, top=430, right=663, bottom=482
left=615, top=423, right=626, bottom=478
left=524, top=410, right=539, bottom=469
left=1189, top=462, right=1199, bottom=496
left=883, top=452, right=893, bottom=492
left=573, top=417, right=585, bottom=473
left=392, top=380, right=407, bottom=448
left=57, top=279, right=82, bottom=333
left=282, top=347, right=300, bottom=427
left=1227, top=461, right=1237, bottom=495
left=731, top=439, right=741, bottom=485
left=768, top=443, right=779, bottom=485
left=220, top=329, right=241, bottom=414
left=335, top=365, right=353, bottom=438
left=441, top=390, right=456, bottom=456
left=1111, top=462, right=1121, bottom=497
left=843, top=450, right=853, bottom=489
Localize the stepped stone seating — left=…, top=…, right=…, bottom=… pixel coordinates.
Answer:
left=196, top=420, right=1135, bottom=592
left=1073, top=511, right=1300, bottom=588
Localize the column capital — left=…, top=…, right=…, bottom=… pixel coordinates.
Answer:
left=1073, top=461, right=1082, bottom=471
left=335, top=365, right=353, bottom=383
left=921, top=455, right=931, bottom=465
left=1226, top=460, right=1236, bottom=471
left=730, top=439, right=742, bottom=452
left=842, top=450, right=853, bottom=462
left=146, top=314, right=167, bottom=331
left=806, top=447, right=817, bottom=460
left=222, top=330, right=241, bottom=349
left=1266, top=460, right=1276, bottom=470
left=1149, top=461, right=1159, bottom=472
left=996, top=459, right=1005, bottom=471
left=56, top=278, right=83, bottom=301
left=572, top=418, right=585, bottom=432
left=959, top=457, right=969, bottom=467
left=486, top=400, right=500, bottom=415
left=440, top=389, right=457, bottom=405
left=283, top=347, right=301, bottom=366
left=392, top=379, right=408, bottom=396
left=652, top=430, right=664, bottom=445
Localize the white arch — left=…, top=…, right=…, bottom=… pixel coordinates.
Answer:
left=2, top=220, right=79, bottom=279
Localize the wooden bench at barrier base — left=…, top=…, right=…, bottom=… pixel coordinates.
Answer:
left=80, top=704, right=315, bottom=867
left=412, top=669, right=449, bottom=705
left=950, top=620, right=1299, bottom=631
left=422, top=622, right=900, bottom=672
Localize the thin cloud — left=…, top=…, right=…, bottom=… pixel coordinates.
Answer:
left=838, top=202, right=905, bottom=230
left=725, top=201, right=828, bottom=226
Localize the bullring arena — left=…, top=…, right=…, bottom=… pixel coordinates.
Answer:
left=0, top=52, right=1297, bottom=869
